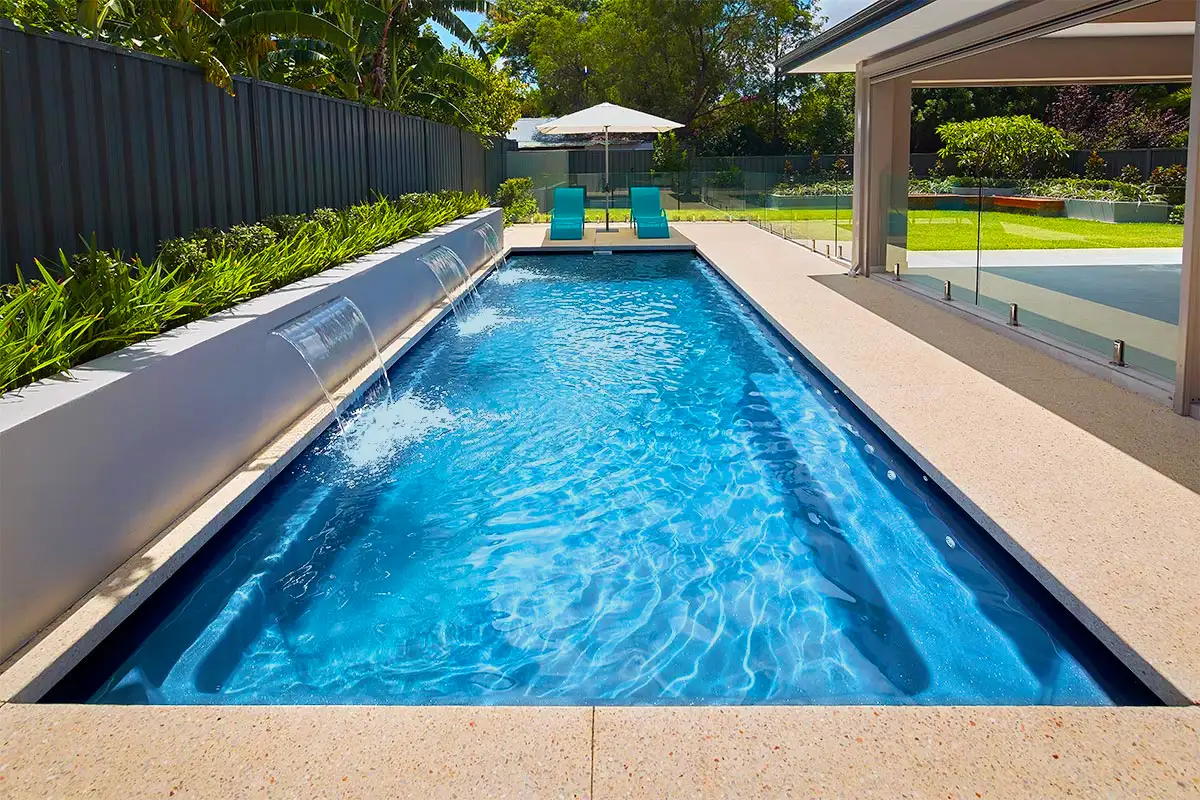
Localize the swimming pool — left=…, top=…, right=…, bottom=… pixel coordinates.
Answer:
left=54, top=251, right=1152, bottom=706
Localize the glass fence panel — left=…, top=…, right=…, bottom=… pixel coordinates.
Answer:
left=973, top=177, right=1181, bottom=381
left=514, top=168, right=860, bottom=261
left=833, top=183, right=852, bottom=263
left=903, top=177, right=982, bottom=295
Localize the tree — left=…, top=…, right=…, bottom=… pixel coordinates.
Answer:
left=486, top=0, right=816, bottom=127
left=785, top=72, right=854, bottom=154
left=0, top=0, right=525, bottom=129
left=936, top=115, right=1069, bottom=178
left=523, top=6, right=592, bottom=113
left=651, top=131, right=690, bottom=171
left=1049, top=85, right=1186, bottom=149
left=479, top=0, right=594, bottom=84
left=433, top=47, right=528, bottom=138
left=910, top=87, right=1055, bottom=152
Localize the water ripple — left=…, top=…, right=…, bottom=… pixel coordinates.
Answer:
left=87, top=253, right=1128, bottom=706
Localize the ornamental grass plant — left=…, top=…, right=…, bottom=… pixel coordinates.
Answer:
left=0, top=191, right=487, bottom=394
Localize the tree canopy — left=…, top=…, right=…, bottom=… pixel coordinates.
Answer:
left=482, top=0, right=821, bottom=134
left=0, top=0, right=528, bottom=137
left=5, top=0, right=1189, bottom=155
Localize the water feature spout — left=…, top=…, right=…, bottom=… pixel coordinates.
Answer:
left=420, top=246, right=479, bottom=319
left=271, top=296, right=391, bottom=434
left=474, top=222, right=506, bottom=272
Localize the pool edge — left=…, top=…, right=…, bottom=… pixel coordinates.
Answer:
left=0, top=255, right=503, bottom=704
left=692, top=242, right=1190, bottom=707
left=1, top=239, right=1185, bottom=708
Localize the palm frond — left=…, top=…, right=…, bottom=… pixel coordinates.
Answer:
left=224, top=10, right=355, bottom=52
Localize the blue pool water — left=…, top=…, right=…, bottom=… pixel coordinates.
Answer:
left=62, top=252, right=1149, bottom=706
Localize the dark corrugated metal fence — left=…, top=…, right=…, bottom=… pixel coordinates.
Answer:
left=0, top=22, right=496, bottom=282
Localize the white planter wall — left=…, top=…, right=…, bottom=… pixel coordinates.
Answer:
left=0, top=208, right=502, bottom=660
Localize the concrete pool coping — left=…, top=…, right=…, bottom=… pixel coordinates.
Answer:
left=2, top=222, right=1198, bottom=797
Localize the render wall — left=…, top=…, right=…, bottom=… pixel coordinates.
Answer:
left=0, top=209, right=502, bottom=660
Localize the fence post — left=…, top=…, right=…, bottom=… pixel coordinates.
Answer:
left=248, top=78, right=264, bottom=220
left=422, top=120, right=432, bottom=192
left=459, top=127, right=466, bottom=192
left=363, top=104, right=372, bottom=200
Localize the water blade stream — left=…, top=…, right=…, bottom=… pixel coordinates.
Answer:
left=271, top=296, right=391, bottom=434
left=420, top=246, right=479, bottom=319
left=475, top=222, right=506, bottom=272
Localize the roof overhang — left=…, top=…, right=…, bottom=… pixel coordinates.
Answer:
left=777, top=0, right=1016, bottom=74
left=779, top=0, right=1196, bottom=84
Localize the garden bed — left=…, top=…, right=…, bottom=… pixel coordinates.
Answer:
left=947, top=186, right=1026, bottom=197
left=1063, top=198, right=1171, bottom=223
left=766, top=194, right=852, bottom=210
left=0, top=207, right=502, bottom=661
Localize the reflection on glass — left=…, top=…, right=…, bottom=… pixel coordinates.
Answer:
left=974, top=177, right=1180, bottom=380
left=901, top=170, right=1182, bottom=383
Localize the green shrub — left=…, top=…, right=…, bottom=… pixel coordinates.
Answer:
left=491, top=178, right=537, bottom=225
left=1149, top=164, right=1187, bottom=205
left=157, top=237, right=209, bottom=277
left=309, top=207, right=343, bottom=230
left=1118, top=164, right=1144, bottom=185
left=262, top=214, right=307, bottom=238
left=1026, top=178, right=1162, bottom=203
left=1170, top=204, right=1186, bottom=224
left=220, top=223, right=278, bottom=254
left=770, top=179, right=852, bottom=196
left=708, top=165, right=742, bottom=188
left=941, top=176, right=1024, bottom=189
left=1083, top=151, right=1106, bottom=179
left=0, top=191, right=487, bottom=394
left=937, top=115, right=1069, bottom=179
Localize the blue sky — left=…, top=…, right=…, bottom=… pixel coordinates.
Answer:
left=433, top=1, right=870, bottom=49
left=433, top=11, right=486, bottom=49
left=818, top=0, right=872, bottom=27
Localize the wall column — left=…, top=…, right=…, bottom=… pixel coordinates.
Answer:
left=852, top=69, right=911, bottom=277
left=1175, top=2, right=1200, bottom=416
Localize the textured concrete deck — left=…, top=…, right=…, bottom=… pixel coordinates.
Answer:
left=2, top=703, right=1197, bottom=798
left=513, top=223, right=694, bottom=249
left=3, top=222, right=1199, bottom=798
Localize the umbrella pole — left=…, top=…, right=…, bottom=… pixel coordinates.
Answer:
left=604, top=127, right=611, bottom=233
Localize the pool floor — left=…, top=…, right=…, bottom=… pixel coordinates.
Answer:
left=55, top=252, right=1152, bottom=706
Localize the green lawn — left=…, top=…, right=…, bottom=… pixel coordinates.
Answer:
left=906, top=210, right=1184, bottom=250
left=529, top=208, right=1184, bottom=250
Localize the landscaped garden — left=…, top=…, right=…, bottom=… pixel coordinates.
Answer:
left=525, top=205, right=1184, bottom=249
left=741, top=115, right=1188, bottom=251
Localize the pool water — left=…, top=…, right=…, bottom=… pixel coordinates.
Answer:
left=62, top=252, right=1150, bottom=705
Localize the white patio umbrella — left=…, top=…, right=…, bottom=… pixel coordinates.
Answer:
left=537, top=103, right=683, bottom=232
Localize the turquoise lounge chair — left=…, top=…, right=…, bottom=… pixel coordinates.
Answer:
left=550, top=187, right=585, bottom=240
left=631, top=187, right=670, bottom=239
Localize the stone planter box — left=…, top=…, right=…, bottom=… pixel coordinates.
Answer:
left=766, top=194, right=853, bottom=210
left=0, top=208, right=502, bottom=660
left=1063, top=198, right=1170, bottom=223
